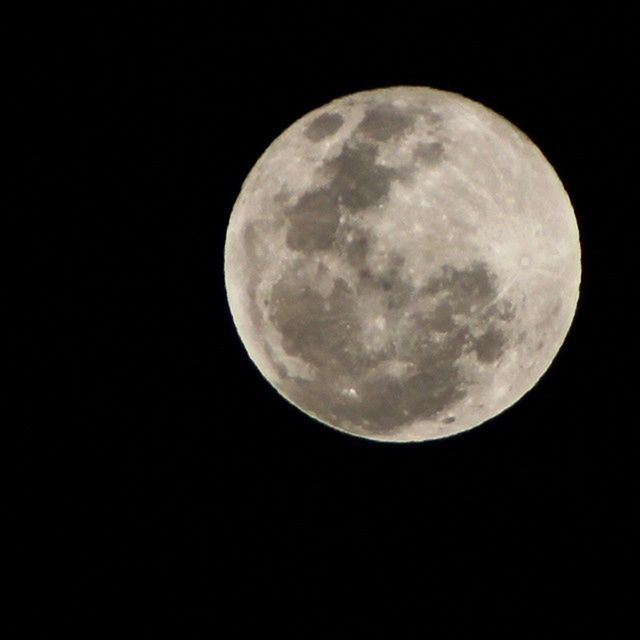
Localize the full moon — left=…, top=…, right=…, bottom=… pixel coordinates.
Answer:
left=224, top=86, right=581, bottom=442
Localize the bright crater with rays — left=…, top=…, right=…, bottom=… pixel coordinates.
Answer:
left=224, top=86, right=581, bottom=442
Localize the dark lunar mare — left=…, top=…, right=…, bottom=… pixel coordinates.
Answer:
left=304, top=112, right=345, bottom=141
left=284, top=104, right=427, bottom=255
left=283, top=140, right=400, bottom=254
left=355, top=105, right=416, bottom=142
left=268, top=258, right=514, bottom=435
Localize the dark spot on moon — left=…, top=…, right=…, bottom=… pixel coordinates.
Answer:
left=268, top=256, right=516, bottom=436
left=422, top=262, right=511, bottom=364
left=379, top=278, right=393, bottom=291
left=385, top=285, right=413, bottom=310
left=377, top=274, right=413, bottom=310
left=397, top=311, right=468, bottom=372
left=430, top=302, right=456, bottom=332
left=471, top=327, right=507, bottom=363
left=485, top=299, right=516, bottom=323
left=388, top=253, right=405, bottom=269
left=269, top=259, right=471, bottom=434
left=283, top=141, right=400, bottom=256
left=345, top=234, right=370, bottom=267
left=414, top=141, right=444, bottom=165
left=273, top=185, right=292, bottom=205
left=403, top=369, right=465, bottom=422
left=284, top=188, right=340, bottom=252
left=351, top=251, right=413, bottom=309
left=357, top=106, right=415, bottom=142
left=425, top=261, right=496, bottom=314
left=345, top=308, right=470, bottom=432
left=269, top=271, right=367, bottom=376
left=354, top=366, right=467, bottom=432
left=323, top=142, right=397, bottom=212
left=304, top=112, right=344, bottom=141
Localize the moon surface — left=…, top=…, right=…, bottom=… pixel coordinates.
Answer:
left=224, top=86, right=581, bottom=442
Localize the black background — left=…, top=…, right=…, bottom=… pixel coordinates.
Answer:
left=15, top=5, right=636, bottom=637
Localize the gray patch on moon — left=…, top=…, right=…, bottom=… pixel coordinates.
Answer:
left=472, top=327, right=507, bottom=363
left=422, top=261, right=512, bottom=365
left=358, top=269, right=413, bottom=310
left=323, top=142, right=398, bottom=212
left=265, top=254, right=516, bottom=436
left=484, top=299, right=516, bottom=323
left=337, top=224, right=414, bottom=310
left=284, top=188, right=340, bottom=252
left=283, top=140, right=400, bottom=255
left=430, top=302, right=456, bottom=332
left=345, top=232, right=370, bottom=267
left=269, top=269, right=367, bottom=376
left=304, top=112, right=345, bottom=141
left=273, top=185, right=292, bottom=205
left=356, top=106, right=416, bottom=142
left=355, top=253, right=413, bottom=310
left=414, top=141, right=444, bottom=165
left=424, top=261, right=495, bottom=314
left=347, top=363, right=467, bottom=433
